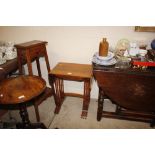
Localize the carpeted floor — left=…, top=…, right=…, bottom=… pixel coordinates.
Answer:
left=0, top=96, right=154, bottom=129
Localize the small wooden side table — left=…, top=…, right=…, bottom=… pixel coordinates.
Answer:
left=49, top=62, right=92, bottom=119
left=15, top=40, right=50, bottom=75
left=0, top=75, right=47, bottom=129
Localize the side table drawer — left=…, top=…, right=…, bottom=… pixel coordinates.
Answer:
left=29, top=45, right=46, bottom=60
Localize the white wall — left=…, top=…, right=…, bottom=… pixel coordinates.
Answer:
left=0, top=26, right=154, bottom=98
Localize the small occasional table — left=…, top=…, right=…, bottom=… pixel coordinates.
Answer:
left=49, top=62, right=92, bottom=119
left=0, top=75, right=47, bottom=129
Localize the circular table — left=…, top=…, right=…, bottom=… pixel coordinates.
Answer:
left=0, top=75, right=47, bottom=129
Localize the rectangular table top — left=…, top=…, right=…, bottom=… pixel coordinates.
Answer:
left=50, top=62, right=92, bottom=79
left=14, top=40, right=47, bottom=49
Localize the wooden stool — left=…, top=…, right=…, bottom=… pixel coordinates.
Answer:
left=15, top=40, right=52, bottom=122
left=0, top=75, right=47, bottom=129
left=49, top=62, right=92, bottom=119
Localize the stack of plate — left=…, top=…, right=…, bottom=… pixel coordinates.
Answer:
left=4, top=51, right=17, bottom=60
left=92, top=52, right=116, bottom=66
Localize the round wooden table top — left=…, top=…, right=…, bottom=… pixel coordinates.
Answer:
left=0, top=75, right=46, bottom=105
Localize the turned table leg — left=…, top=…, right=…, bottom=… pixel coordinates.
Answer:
left=16, top=103, right=47, bottom=129
left=97, top=87, right=104, bottom=121
left=16, top=103, right=31, bottom=129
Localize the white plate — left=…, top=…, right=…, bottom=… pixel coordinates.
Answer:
left=95, top=52, right=114, bottom=61
left=92, top=56, right=117, bottom=66
left=4, top=52, right=17, bottom=60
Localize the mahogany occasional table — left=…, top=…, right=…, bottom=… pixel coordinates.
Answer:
left=93, top=63, right=155, bottom=127
left=0, top=75, right=47, bottom=129
left=49, top=62, right=92, bottom=119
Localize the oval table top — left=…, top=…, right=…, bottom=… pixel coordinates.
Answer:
left=0, top=75, right=46, bottom=105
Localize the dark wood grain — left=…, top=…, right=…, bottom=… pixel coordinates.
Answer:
left=93, top=63, right=155, bottom=126
left=15, top=40, right=47, bottom=49
left=0, top=75, right=47, bottom=129
left=0, top=58, right=18, bottom=78
left=15, top=40, right=50, bottom=75
left=0, top=59, right=20, bottom=117
left=0, top=75, right=46, bottom=105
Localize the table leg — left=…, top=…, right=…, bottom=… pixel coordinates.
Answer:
left=81, top=79, right=91, bottom=119
left=16, top=103, right=46, bottom=129
left=17, top=103, right=31, bottom=128
left=49, top=75, right=65, bottom=114
left=150, top=119, right=155, bottom=127
left=97, top=87, right=104, bottom=121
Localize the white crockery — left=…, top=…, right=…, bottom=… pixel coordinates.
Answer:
left=139, top=49, right=147, bottom=56
left=92, top=52, right=116, bottom=66
left=5, top=51, right=17, bottom=60
left=96, top=52, right=114, bottom=61
left=5, top=42, right=14, bottom=47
